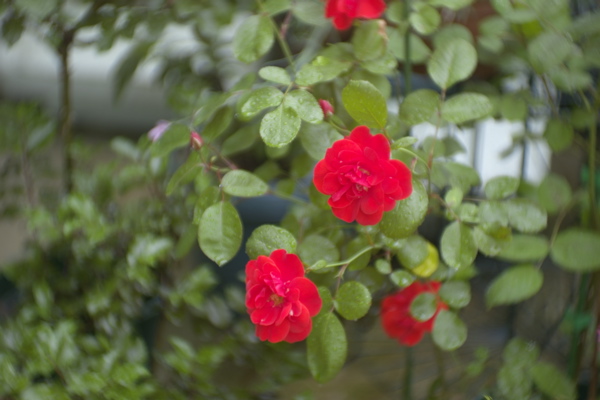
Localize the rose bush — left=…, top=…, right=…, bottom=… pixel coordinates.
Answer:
left=246, top=249, right=322, bottom=343
left=313, top=125, right=413, bottom=225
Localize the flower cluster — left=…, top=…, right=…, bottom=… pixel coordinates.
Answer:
left=380, top=281, right=448, bottom=346
left=245, top=250, right=322, bottom=343
left=313, top=126, right=413, bottom=225
left=325, top=0, right=386, bottom=30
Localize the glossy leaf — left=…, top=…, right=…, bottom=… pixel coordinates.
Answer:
left=484, top=176, right=520, bottom=200
left=198, top=201, right=243, bottom=266
left=432, top=310, right=467, bottom=350
left=202, top=106, right=233, bottom=141
left=221, top=170, right=268, bottom=197
left=441, top=93, right=493, bottom=124
left=352, top=20, right=386, bottom=61
left=166, top=152, right=202, bottom=196
left=439, top=281, right=471, bottom=308
left=498, top=234, right=549, bottom=262
left=285, top=90, right=324, bottom=123
left=551, top=228, right=600, bottom=272
left=389, top=30, right=431, bottom=63
left=410, top=292, right=438, bottom=321
left=473, top=226, right=509, bottom=257
left=399, top=89, right=439, bottom=126
left=341, top=80, right=388, bottom=129
left=440, top=222, right=477, bottom=270
left=260, top=104, right=301, bottom=148
left=379, top=179, right=428, bottom=239
left=505, top=199, right=547, bottom=233
left=390, top=270, right=416, bottom=288
left=150, top=123, right=190, bottom=158
left=538, top=174, right=572, bottom=214
left=233, top=15, right=274, bottom=63
left=427, top=38, right=477, bottom=89
left=486, top=265, right=543, bottom=307
left=528, top=31, right=573, bottom=74
left=245, top=225, right=297, bottom=259
left=409, top=3, right=440, bottom=35
left=239, top=87, right=284, bottom=120
left=299, top=124, right=343, bottom=160
left=298, top=234, right=340, bottom=266
left=307, top=312, right=347, bottom=383
left=544, top=118, right=574, bottom=152
left=334, top=281, right=372, bottom=320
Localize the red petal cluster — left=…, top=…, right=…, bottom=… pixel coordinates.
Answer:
left=245, top=250, right=322, bottom=343
left=381, top=281, right=448, bottom=346
left=313, top=126, right=412, bottom=225
left=325, top=0, right=386, bottom=30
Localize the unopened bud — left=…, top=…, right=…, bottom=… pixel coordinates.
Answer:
left=190, top=131, right=203, bottom=150
left=318, top=99, right=334, bottom=117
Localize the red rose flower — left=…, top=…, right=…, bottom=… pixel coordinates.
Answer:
left=381, top=281, right=448, bottom=346
left=245, top=249, right=322, bottom=343
left=325, top=0, right=386, bottom=30
left=313, top=125, right=412, bottom=225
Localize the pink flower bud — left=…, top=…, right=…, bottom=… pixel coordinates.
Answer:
left=318, top=99, right=334, bottom=117
left=190, top=131, right=203, bottom=150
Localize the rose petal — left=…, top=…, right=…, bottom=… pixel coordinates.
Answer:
left=290, top=277, right=322, bottom=316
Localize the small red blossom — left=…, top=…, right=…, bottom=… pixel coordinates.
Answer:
left=190, top=131, right=203, bottom=150
left=313, top=125, right=412, bottom=225
left=318, top=99, right=334, bottom=116
left=245, top=249, right=322, bottom=343
left=325, top=0, right=386, bottom=30
left=381, top=281, right=448, bottom=346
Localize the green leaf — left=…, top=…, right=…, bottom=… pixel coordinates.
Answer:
left=258, top=66, right=291, bottom=85
left=390, top=270, right=416, bottom=287
left=500, top=93, right=528, bottom=121
left=150, top=123, right=190, bottom=158
left=427, top=0, right=474, bottom=11
left=299, top=124, right=343, bottom=160
left=399, top=89, right=440, bottom=126
left=166, top=152, right=201, bottom=196
left=409, top=3, right=440, bottom=35
left=222, top=125, right=259, bottom=156
left=263, top=0, right=291, bottom=15
left=439, top=281, right=471, bottom=308
left=298, top=234, right=340, bottom=266
left=352, top=20, right=386, bottom=61
left=202, top=106, right=233, bottom=141
left=334, top=281, right=372, bottom=320
left=528, top=31, right=573, bottom=74
left=198, top=201, right=243, bottom=266
left=239, top=87, right=284, bottom=120
left=379, top=179, right=428, bottom=239
left=394, top=235, right=428, bottom=269
left=293, top=0, right=328, bottom=25
left=389, top=30, right=431, bottom=63
left=486, top=265, right=543, bottom=308
left=531, top=362, right=576, bottom=400
left=307, top=312, right=347, bottom=383
left=341, top=80, right=388, bottom=129
left=473, top=226, right=509, bottom=256
left=260, top=104, right=302, bottom=148
left=544, top=118, right=574, bottom=152
left=221, top=170, right=268, bottom=197
left=498, top=234, right=549, bottom=262
left=233, top=15, right=274, bottom=63
left=440, top=222, right=477, bottom=270
left=537, top=174, right=572, bottom=214
left=505, top=198, right=547, bottom=233
left=427, top=38, right=477, bottom=89
left=285, top=90, right=324, bottom=123
left=296, top=56, right=353, bottom=86
left=434, top=24, right=474, bottom=48
left=246, top=225, right=297, bottom=259
left=127, top=234, right=174, bottom=267
left=113, top=41, right=154, bottom=101
left=441, top=93, right=493, bottom=124
left=432, top=310, right=467, bottom=350
left=551, top=228, right=600, bottom=272
left=484, top=176, right=520, bottom=200
left=410, top=292, right=438, bottom=321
